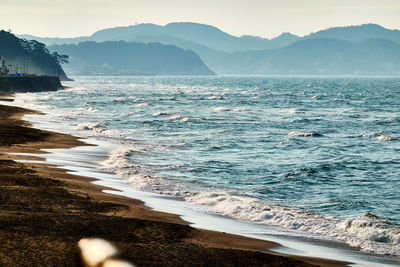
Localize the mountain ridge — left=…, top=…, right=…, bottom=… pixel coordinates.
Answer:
left=306, top=23, right=400, bottom=43
left=19, top=22, right=400, bottom=51
left=20, top=22, right=400, bottom=76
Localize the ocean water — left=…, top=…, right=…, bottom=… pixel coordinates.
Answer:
left=13, top=76, right=400, bottom=257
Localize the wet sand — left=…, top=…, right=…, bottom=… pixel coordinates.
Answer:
left=0, top=101, right=348, bottom=266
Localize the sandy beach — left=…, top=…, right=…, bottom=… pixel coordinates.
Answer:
left=0, top=100, right=349, bottom=266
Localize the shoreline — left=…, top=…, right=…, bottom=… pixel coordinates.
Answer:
left=0, top=101, right=349, bottom=266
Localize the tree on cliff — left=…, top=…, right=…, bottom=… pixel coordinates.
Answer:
left=51, top=52, right=69, bottom=65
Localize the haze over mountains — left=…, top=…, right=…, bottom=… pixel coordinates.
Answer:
left=20, top=22, right=400, bottom=75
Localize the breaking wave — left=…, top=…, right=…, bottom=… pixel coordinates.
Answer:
left=288, top=131, right=324, bottom=137
left=99, top=146, right=400, bottom=256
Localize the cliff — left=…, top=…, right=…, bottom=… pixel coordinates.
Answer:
left=0, top=30, right=70, bottom=81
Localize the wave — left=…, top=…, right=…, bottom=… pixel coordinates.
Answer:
left=280, top=109, right=302, bottom=114
left=99, top=146, right=141, bottom=176
left=232, top=108, right=248, bottom=112
left=18, top=77, right=400, bottom=258
left=136, top=103, right=148, bottom=107
left=377, top=135, right=397, bottom=141
left=211, top=107, right=247, bottom=112
left=363, top=132, right=397, bottom=141
left=168, top=114, right=183, bottom=120
left=35, top=95, right=52, bottom=101
left=99, top=145, right=400, bottom=256
left=186, top=192, right=400, bottom=254
left=13, top=102, right=53, bottom=111
left=11, top=94, right=54, bottom=111
left=288, top=131, right=323, bottom=137
left=168, top=114, right=192, bottom=122
left=363, top=131, right=383, bottom=138
left=151, top=112, right=192, bottom=122
left=76, top=122, right=103, bottom=131
left=152, top=111, right=171, bottom=117
left=100, top=146, right=182, bottom=192
left=64, top=86, right=89, bottom=91
left=208, top=95, right=224, bottom=100
left=14, top=93, right=53, bottom=102
left=211, top=107, right=231, bottom=112
left=75, top=122, right=122, bottom=137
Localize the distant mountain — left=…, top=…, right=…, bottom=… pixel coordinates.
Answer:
left=306, top=24, right=400, bottom=43
left=21, top=22, right=299, bottom=52
left=0, top=30, right=69, bottom=80
left=49, top=41, right=215, bottom=76
left=89, top=22, right=299, bottom=52
left=223, top=38, right=400, bottom=75
left=24, top=22, right=400, bottom=75
left=116, top=35, right=228, bottom=73
left=270, top=32, right=300, bottom=47
left=18, top=34, right=88, bottom=46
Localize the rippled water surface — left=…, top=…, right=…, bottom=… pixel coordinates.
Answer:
left=15, top=76, right=400, bottom=256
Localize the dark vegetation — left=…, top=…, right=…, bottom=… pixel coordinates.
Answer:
left=0, top=30, right=69, bottom=80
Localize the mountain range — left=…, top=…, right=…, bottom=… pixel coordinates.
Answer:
left=20, top=22, right=400, bottom=75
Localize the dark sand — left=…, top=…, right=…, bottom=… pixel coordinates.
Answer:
left=0, top=102, right=349, bottom=266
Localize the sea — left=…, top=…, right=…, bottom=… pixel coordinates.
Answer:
left=11, top=76, right=400, bottom=265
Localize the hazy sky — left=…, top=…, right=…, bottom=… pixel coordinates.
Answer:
left=2, top=0, right=400, bottom=38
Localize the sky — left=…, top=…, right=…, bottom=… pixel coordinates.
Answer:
left=1, top=0, right=400, bottom=38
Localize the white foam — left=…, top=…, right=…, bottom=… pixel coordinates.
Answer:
left=363, top=131, right=383, bottom=137
left=281, top=109, right=301, bottom=114
left=168, top=114, right=182, bottom=120
left=232, top=108, right=248, bottom=112
left=99, top=146, right=400, bottom=257
left=64, top=86, right=89, bottom=91
left=75, top=122, right=122, bottom=137
left=168, top=114, right=191, bottom=121
left=76, top=122, right=103, bottom=131
left=124, top=174, right=175, bottom=194
left=288, top=131, right=323, bottom=137
left=136, top=103, right=148, bottom=107
left=208, top=95, right=225, bottom=100
left=184, top=192, right=400, bottom=256
left=377, top=135, right=395, bottom=141
left=100, top=147, right=130, bottom=167
left=152, top=111, right=170, bottom=117
left=340, top=217, right=400, bottom=245
left=211, top=107, right=231, bottom=112
left=35, top=95, right=52, bottom=101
